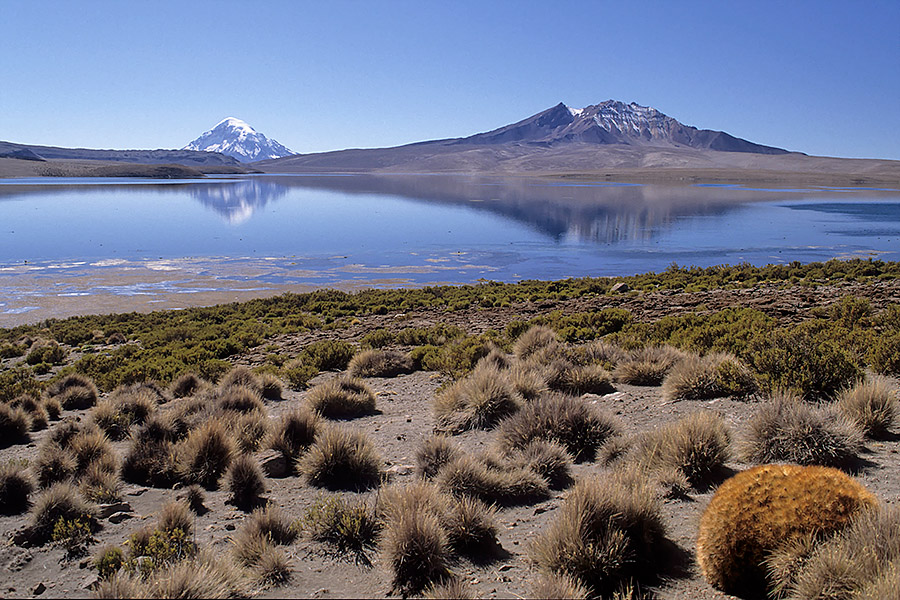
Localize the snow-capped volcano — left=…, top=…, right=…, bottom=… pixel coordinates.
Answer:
left=183, top=117, right=294, bottom=162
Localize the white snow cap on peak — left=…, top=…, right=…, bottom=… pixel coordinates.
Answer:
left=216, top=117, right=255, bottom=131
left=183, top=117, right=294, bottom=162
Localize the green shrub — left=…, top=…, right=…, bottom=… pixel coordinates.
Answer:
left=298, top=340, right=354, bottom=371
left=93, top=545, right=125, bottom=579
left=281, top=360, right=318, bottom=390
left=360, top=328, right=395, bottom=349
left=301, top=494, right=381, bottom=562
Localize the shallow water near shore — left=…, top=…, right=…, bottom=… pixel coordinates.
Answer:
left=1, top=173, right=899, bottom=324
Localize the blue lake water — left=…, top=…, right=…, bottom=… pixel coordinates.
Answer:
left=1, top=174, right=899, bottom=322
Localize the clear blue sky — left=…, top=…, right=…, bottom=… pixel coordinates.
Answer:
left=1, top=0, right=898, bottom=159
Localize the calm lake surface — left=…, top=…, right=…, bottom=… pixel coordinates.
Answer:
left=1, top=174, right=899, bottom=322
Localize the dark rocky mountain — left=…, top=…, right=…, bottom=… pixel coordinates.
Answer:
left=459, top=101, right=791, bottom=154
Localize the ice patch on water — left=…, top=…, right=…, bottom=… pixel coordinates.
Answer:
left=3, top=306, right=40, bottom=314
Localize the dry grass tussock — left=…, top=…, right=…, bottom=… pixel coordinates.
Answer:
left=0, top=462, right=34, bottom=515
left=436, top=453, right=550, bottom=506
left=300, top=494, right=381, bottom=563
left=175, top=418, right=235, bottom=489
left=742, top=390, right=865, bottom=468
left=529, top=572, right=591, bottom=600
left=10, top=394, right=48, bottom=431
left=505, top=438, right=573, bottom=490
left=46, top=373, right=99, bottom=410
left=836, top=375, right=899, bottom=439
left=91, top=385, right=159, bottom=441
left=434, top=366, right=521, bottom=432
left=416, top=435, right=462, bottom=479
left=530, top=471, right=667, bottom=597
left=298, top=425, right=382, bottom=491
left=268, top=408, right=318, bottom=468
left=613, top=345, right=687, bottom=386
left=661, top=352, right=758, bottom=401
left=307, top=376, right=377, bottom=419
left=512, top=325, right=559, bottom=360
left=224, top=454, right=266, bottom=510
left=168, top=371, right=207, bottom=399
left=0, top=402, right=31, bottom=447
left=424, top=577, right=476, bottom=599
left=696, top=464, right=877, bottom=596
left=27, top=481, right=97, bottom=543
left=780, top=505, right=900, bottom=600
left=496, top=393, right=621, bottom=462
left=348, top=348, right=414, bottom=377
left=620, top=411, right=731, bottom=490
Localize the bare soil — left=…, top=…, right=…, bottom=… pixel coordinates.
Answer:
left=2, top=280, right=899, bottom=599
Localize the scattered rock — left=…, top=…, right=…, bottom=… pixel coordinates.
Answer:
left=498, top=564, right=514, bottom=572
left=7, top=549, right=33, bottom=571
left=258, top=449, right=290, bottom=478
left=97, top=501, right=132, bottom=519
left=126, top=488, right=148, bottom=497
left=225, top=523, right=236, bottom=531
left=385, top=464, right=414, bottom=476
left=108, top=511, right=134, bottom=524
left=32, top=582, right=46, bottom=595
left=610, top=282, right=630, bottom=293
left=82, top=575, right=100, bottom=591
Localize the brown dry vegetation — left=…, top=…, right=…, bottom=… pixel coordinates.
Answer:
left=0, top=273, right=899, bottom=599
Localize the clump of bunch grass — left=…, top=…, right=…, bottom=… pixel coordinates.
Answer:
left=79, top=462, right=121, bottom=503
left=513, top=325, right=560, bottom=360
left=623, top=411, right=732, bottom=490
left=224, top=454, right=267, bottom=510
left=435, top=454, right=550, bottom=506
left=416, top=435, right=462, bottom=479
left=158, top=500, right=193, bottom=536
left=69, top=426, right=117, bottom=476
left=232, top=506, right=298, bottom=584
left=180, top=485, right=206, bottom=514
left=104, top=549, right=249, bottom=599
left=48, top=373, right=99, bottom=410
left=120, top=414, right=180, bottom=488
left=306, top=376, right=377, bottom=419
left=434, top=366, right=521, bottom=432
left=424, top=578, right=476, bottom=600
left=0, top=402, right=31, bottom=447
left=661, top=352, right=758, bottom=401
left=298, top=426, right=383, bottom=491
left=530, top=472, right=667, bottom=597
left=301, top=494, right=382, bottom=563
left=780, top=505, right=900, bottom=600
left=91, top=384, right=159, bottom=440
left=696, top=464, right=877, bottom=596
left=268, top=408, right=319, bottom=469
left=34, top=441, right=77, bottom=488
left=496, top=393, right=621, bottom=462
left=218, top=365, right=262, bottom=394
left=348, top=349, right=414, bottom=378
left=530, top=572, right=590, bottom=600
left=551, top=363, right=616, bottom=396
left=613, top=345, right=686, bottom=386
left=257, top=372, right=283, bottom=400
left=506, top=439, right=573, bottom=490
left=837, top=376, right=899, bottom=439
left=10, top=394, right=48, bottom=430
left=175, top=418, right=235, bottom=489
left=169, top=371, right=207, bottom=398
left=742, top=390, right=864, bottom=468
left=0, top=462, right=34, bottom=515
left=26, top=482, right=97, bottom=544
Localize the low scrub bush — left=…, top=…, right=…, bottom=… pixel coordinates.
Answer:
left=224, top=454, right=267, bottom=510
left=306, top=376, right=377, bottom=419
left=348, top=349, right=414, bottom=377
left=281, top=360, right=318, bottom=391
left=661, top=352, right=758, bottom=401
left=742, top=391, right=864, bottom=468
left=434, top=366, right=521, bottom=432
left=268, top=408, right=319, bottom=467
left=0, top=403, right=31, bottom=447
left=93, top=545, right=125, bottom=580
left=298, top=426, right=383, bottom=491
left=0, top=462, right=34, bottom=515
left=837, top=376, right=899, bottom=439
left=175, top=419, right=235, bottom=489
left=625, top=411, right=731, bottom=490
left=416, top=435, right=462, bottom=479
left=301, top=494, right=381, bottom=563
left=696, top=464, right=877, bottom=596
left=435, top=454, right=550, bottom=506
left=298, top=339, right=355, bottom=371
left=613, top=345, right=686, bottom=386
left=27, top=482, right=97, bottom=544
left=530, top=472, right=667, bottom=597
left=496, top=393, right=621, bottom=462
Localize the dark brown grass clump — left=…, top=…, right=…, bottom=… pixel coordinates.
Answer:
left=742, top=390, right=865, bottom=468
left=11, top=394, right=47, bottom=431
left=228, top=409, right=271, bottom=454
left=0, top=403, right=32, bottom=447
left=301, top=494, right=382, bottom=563
left=27, top=482, right=97, bottom=543
left=613, top=345, right=686, bottom=386
left=416, top=435, right=462, bottom=479
left=169, top=371, right=207, bottom=398
left=507, top=439, right=574, bottom=490
left=348, top=349, right=415, bottom=378
left=48, top=374, right=99, bottom=410
left=241, top=504, right=298, bottom=546
left=382, top=506, right=451, bottom=595
left=836, top=376, right=899, bottom=439
left=434, top=366, right=521, bottom=432
left=34, top=442, right=77, bottom=488
left=91, top=385, right=158, bottom=440
left=513, top=325, right=560, bottom=360
left=531, top=472, right=667, bottom=597
left=443, top=496, right=498, bottom=554
left=307, top=376, right=377, bottom=419
left=0, top=462, right=34, bottom=515
left=218, top=365, right=261, bottom=394
left=224, top=454, right=267, bottom=510
left=785, top=505, right=900, bottom=600
left=79, top=462, right=121, bottom=503
left=298, top=426, right=383, bottom=491
left=661, top=352, right=758, bottom=401
left=176, top=419, right=235, bottom=489
left=257, top=373, right=283, bottom=400
left=496, top=393, right=621, bottom=462
left=436, top=454, right=550, bottom=506
left=120, top=417, right=180, bottom=488
left=268, top=408, right=319, bottom=467
left=627, top=411, right=732, bottom=489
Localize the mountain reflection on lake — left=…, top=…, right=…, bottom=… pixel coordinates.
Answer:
left=1, top=174, right=899, bottom=321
